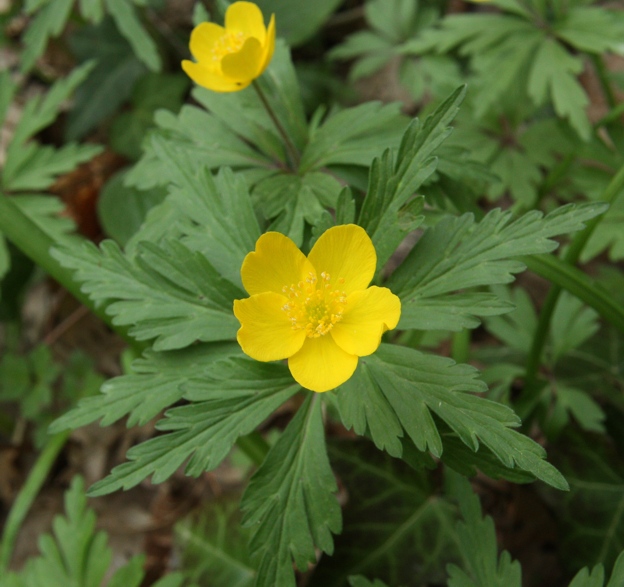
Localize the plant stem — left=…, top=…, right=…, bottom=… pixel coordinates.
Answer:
left=252, top=80, right=300, bottom=170
left=520, top=162, right=624, bottom=414
left=451, top=329, right=470, bottom=365
left=590, top=54, right=617, bottom=110
left=0, top=431, right=71, bottom=573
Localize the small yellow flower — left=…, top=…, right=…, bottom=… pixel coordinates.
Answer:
left=233, top=225, right=401, bottom=392
left=182, top=1, right=276, bottom=93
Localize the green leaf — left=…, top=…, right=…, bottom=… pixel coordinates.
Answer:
left=3, top=142, right=102, bottom=192
left=175, top=498, right=255, bottom=587
left=358, top=86, right=465, bottom=268
left=2, top=63, right=97, bottom=191
left=20, top=0, right=74, bottom=72
left=52, top=238, right=241, bottom=350
left=97, top=170, right=167, bottom=246
left=390, top=203, right=608, bottom=331
left=555, top=6, right=624, bottom=54
left=522, top=254, right=624, bottom=335
left=66, top=18, right=147, bottom=140
left=582, top=192, right=624, bottom=262
left=254, top=0, right=342, bottom=46
left=104, top=0, right=160, bottom=70
left=300, top=102, right=405, bottom=171
left=335, top=344, right=568, bottom=489
left=254, top=172, right=340, bottom=246
left=109, top=72, right=189, bottom=160
left=241, top=395, right=341, bottom=587
left=553, top=432, right=624, bottom=574
left=446, top=474, right=522, bottom=587
left=0, top=476, right=146, bottom=587
left=311, top=440, right=458, bottom=586
left=49, top=342, right=240, bottom=431
left=145, top=141, right=261, bottom=288
left=88, top=359, right=299, bottom=496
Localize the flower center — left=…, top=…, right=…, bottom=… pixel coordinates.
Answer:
left=281, top=272, right=347, bottom=338
left=211, top=31, right=246, bottom=62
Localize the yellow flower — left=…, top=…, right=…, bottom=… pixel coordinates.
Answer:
left=182, top=1, right=276, bottom=93
left=233, top=225, right=401, bottom=392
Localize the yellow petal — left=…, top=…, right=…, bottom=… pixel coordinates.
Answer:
left=241, top=232, right=316, bottom=296
left=221, top=37, right=263, bottom=82
left=182, top=60, right=249, bottom=92
left=331, top=286, right=401, bottom=356
left=259, top=14, right=276, bottom=73
left=225, top=1, right=267, bottom=43
left=288, top=335, right=358, bottom=392
left=307, top=224, right=377, bottom=295
left=188, top=22, right=226, bottom=62
left=234, top=293, right=306, bottom=361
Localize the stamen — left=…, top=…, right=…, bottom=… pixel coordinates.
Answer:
left=281, top=271, right=347, bottom=337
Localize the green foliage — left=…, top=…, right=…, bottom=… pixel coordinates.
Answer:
left=52, top=237, right=242, bottom=350
left=404, top=1, right=624, bottom=139
left=1, top=64, right=102, bottom=192
left=253, top=0, right=342, bottom=47
left=241, top=395, right=341, bottom=587
left=312, top=441, right=458, bottom=586
left=87, top=359, right=299, bottom=496
left=0, top=476, right=184, bottom=587
left=330, top=0, right=462, bottom=103
left=97, top=171, right=168, bottom=247
left=66, top=18, right=149, bottom=140
left=0, top=347, right=103, bottom=448
left=109, top=72, right=189, bottom=160
left=175, top=498, right=255, bottom=587
left=333, top=344, right=567, bottom=489
left=446, top=474, right=522, bottom=587
left=49, top=343, right=240, bottom=431
left=358, top=86, right=466, bottom=268
left=389, top=203, right=606, bottom=331
left=20, top=0, right=160, bottom=73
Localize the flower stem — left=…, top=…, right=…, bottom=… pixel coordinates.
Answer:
left=0, top=431, right=71, bottom=573
left=519, top=162, right=624, bottom=416
left=252, top=80, right=300, bottom=170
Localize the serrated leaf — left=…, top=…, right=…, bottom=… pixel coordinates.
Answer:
left=52, top=238, right=241, bottom=350
left=4, top=62, right=94, bottom=155
left=300, top=102, right=405, bottom=171
left=20, top=0, right=74, bottom=72
left=446, top=474, right=522, bottom=587
left=175, top=498, right=255, bottom=587
left=0, top=476, right=146, bottom=587
left=336, top=344, right=568, bottom=489
left=88, top=359, right=299, bottom=496
left=358, top=86, right=465, bottom=268
left=104, top=0, right=160, bottom=71
left=145, top=142, right=261, bottom=287
left=50, top=342, right=240, bottom=431
left=66, top=18, right=147, bottom=140
left=10, top=195, right=81, bottom=248
left=254, top=172, right=340, bottom=246
left=3, top=142, right=102, bottom=192
left=241, top=395, right=341, bottom=587
left=390, top=203, right=608, bottom=331
left=555, top=6, right=624, bottom=55
left=97, top=170, right=167, bottom=246
left=311, top=440, right=458, bottom=587
left=553, top=432, right=624, bottom=573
